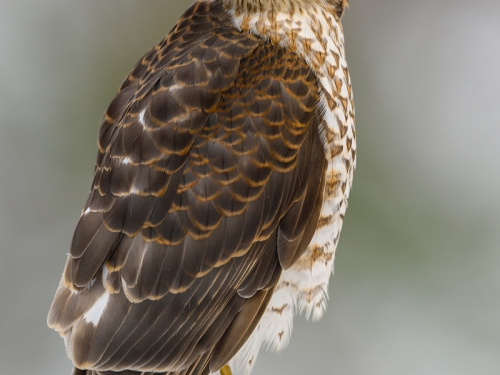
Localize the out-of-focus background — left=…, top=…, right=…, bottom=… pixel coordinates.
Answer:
left=1, top=0, right=499, bottom=374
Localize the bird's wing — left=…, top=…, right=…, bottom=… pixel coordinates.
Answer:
left=48, top=2, right=326, bottom=374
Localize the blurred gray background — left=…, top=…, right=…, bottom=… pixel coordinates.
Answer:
left=1, top=0, right=499, bottom=374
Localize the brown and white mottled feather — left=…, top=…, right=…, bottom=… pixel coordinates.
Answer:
left=48, top=1, right=354, bottom=374
left=225, top=1, right=355, bottom=372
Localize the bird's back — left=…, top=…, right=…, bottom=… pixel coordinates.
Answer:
left=47, top=2, right=343, bottom=374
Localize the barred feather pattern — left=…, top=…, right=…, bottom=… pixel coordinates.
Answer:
left=227, top=3, right=355, bottom=374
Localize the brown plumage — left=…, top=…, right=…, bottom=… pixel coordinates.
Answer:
left=48, top=1, right=354, bottom=374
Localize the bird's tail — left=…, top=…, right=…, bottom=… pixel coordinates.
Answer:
left=71, top=349, right=213, bottom=375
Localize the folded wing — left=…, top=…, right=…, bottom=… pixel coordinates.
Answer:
left=48, top=2, right=326, bottom=374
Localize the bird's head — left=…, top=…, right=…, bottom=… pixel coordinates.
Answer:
left=221, top=0, right=349, bottom=18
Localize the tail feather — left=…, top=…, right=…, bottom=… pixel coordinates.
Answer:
left=71, top=349, right=213, bottom=375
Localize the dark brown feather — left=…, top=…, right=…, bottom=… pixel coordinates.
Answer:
left=48, top=1, right=327, bottom=374
left=210, top=287, right=275, bottom=372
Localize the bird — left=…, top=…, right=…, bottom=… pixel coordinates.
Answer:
left=47, top=0, right=355, bottom=374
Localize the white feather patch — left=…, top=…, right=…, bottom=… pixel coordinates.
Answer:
left=139, top=108, right=146, bottom=126
left=83, top=292, right=109, bottom=326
